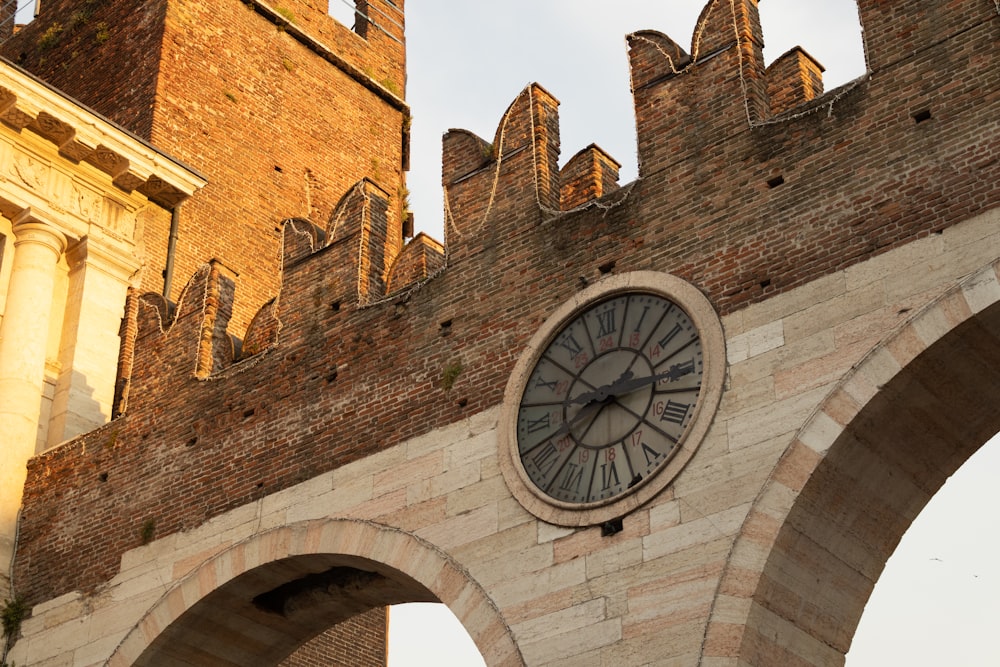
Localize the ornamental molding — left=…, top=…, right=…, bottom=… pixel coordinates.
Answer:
left=0, top=60, right=206, bottom=209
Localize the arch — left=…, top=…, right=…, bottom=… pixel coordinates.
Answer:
left=107, top=518, right=523, bottom=666
left=703, top=258, right=1000, bottom=665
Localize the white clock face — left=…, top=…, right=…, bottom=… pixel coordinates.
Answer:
left=515, top=292, right=704, bottom=504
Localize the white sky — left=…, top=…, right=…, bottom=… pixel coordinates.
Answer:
left=403, top=0, right=868, bottom=242
left=388, top=2, right=1000, bottom=666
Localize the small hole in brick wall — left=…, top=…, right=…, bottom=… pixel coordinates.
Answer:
left=913, top=109, right=932, bottom=123
left=256, top=481, right=264, bottom=489
left=243, top=408, right=255, bottom=419
left=760, top=279, right=772, bottom=289
left=327, top=367, right=338, bottom=383
left=440, top=319, right=452, bottom=336
left=598, top=260, right=616, bottom=275
left=330, top=301, right=341, bottom=312
left=457, top=398, right=468, bottom=408
left=187, top=436, right=198, bottom=447
left=766, top=175, right=785, bottom=188
left=274, top=165, right=283, bottom=173
left=99, top=472, right=108, bottom=483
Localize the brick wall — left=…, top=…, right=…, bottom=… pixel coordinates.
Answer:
left=2, top=0, right=168, bottom=136
left=281, top=608, right=387, bottom=667
left=1, top=0, right=408, bottom=333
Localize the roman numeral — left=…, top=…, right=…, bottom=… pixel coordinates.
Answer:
left=633, top=305, right=650, bottom=332
left=559, top=463, right=585, bottom=493
left=526, top=414, right=551, bottom=433
left=658, top=323, right=683, bottom=349
left=534, top=376, right=558, bottom=391
left=596, top=308, right=616, bottom=337
left=660, top=400, right=691, bottom=425
left=673, top=359, right=695, bottom=376
left=641, top=442, right=660, bottom=466
left=531, top=441, right=559, bottom=476
left=659, top=359, right=696, bottom=384
left=557, top=333, right=583, bottom=358
left=600, top=460, right=621, bottom=490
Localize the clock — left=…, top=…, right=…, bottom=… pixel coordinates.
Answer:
left=498, top=272, right=725, bottom=526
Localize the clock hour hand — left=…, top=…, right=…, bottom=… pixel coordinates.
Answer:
left=551, top=395, right=608, bottom=439
left=570, top=363, right=693, bottom=407
left=556, top=363, right=693, bottom=438
left=567, top=369, right=636, bottom=407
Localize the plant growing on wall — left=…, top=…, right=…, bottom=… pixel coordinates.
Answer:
left=1, top=595, right=27, bottom=663
left=440, top=361, right=463, bottom=391
left=140, top=518, right=156, bottom=545
left=94, top=22, right=110, bottom=44
left=36, top=23, right=64, bottom=50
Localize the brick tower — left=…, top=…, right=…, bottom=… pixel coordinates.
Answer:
left=0, top=1, right=407, bottom=662
left=1, top=0, right=410, bottom=334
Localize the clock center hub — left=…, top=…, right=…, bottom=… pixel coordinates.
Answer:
left=565, top=350, right=653, bottom=448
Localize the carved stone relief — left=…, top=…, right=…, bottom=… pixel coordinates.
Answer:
left=33, top=113, right=75, bottom=146
left=89, top=146, right=128, bottom=176
left=0, top=105, right=33, bottom=130
left=73, top=183, right=103, bottom=224
left=102, top=199, right=136, bottom=240
left=10, top=149, right=49, bottom=192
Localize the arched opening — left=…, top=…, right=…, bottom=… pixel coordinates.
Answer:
left=132, top=552, right=433, bottom=665
left=846, top=432, right=1000, bottom=665
left=729, top=264, right=1000, bottom=665
left=388, top=603, right=488, bottom=667
left=108, top=519, right=518, bottom=666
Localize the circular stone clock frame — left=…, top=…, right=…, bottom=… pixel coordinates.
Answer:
left=498, top=271, right=726, bottom=527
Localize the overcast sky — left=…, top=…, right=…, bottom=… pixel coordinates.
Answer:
left=401, top=0, right=868, bottom=242
left=388, top=2, right=999, bottom=666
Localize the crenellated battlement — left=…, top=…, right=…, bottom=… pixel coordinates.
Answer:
left=10, top=0, right=1000, bottom=615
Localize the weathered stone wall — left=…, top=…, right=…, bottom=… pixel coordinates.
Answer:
left=8, top=212, right=999, bottom=664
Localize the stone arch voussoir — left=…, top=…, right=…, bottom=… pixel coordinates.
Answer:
left=703, top=257, right=1000, bottom=665
left=108, top=518, right=524, bottom=667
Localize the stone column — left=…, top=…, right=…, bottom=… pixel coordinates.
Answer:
left=0, top=210, right=67, bottom=579
left=47, top=238, right=140, bottom=449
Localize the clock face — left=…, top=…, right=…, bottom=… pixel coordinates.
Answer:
left=515, top=292, right=704, bottom=505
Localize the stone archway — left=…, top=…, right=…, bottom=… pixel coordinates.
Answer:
left=107, top=518, right=523, bottom=667
left=704, top=260, right=1000, bottom=665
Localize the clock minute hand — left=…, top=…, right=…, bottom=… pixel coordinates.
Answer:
left=601, top=363, right=694, bottom=399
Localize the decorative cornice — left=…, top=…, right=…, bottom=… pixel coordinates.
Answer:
left=0, top=59, right=207, bottom=209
